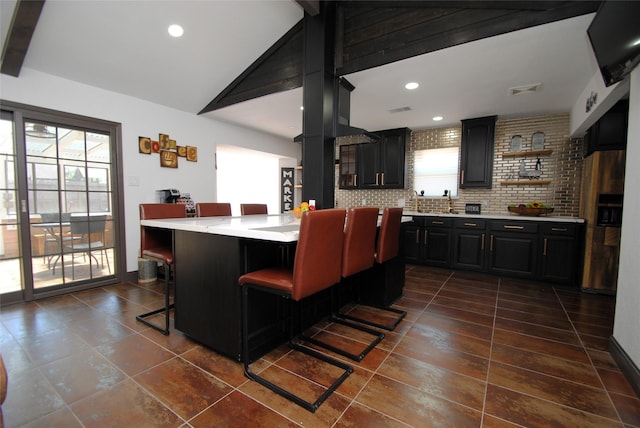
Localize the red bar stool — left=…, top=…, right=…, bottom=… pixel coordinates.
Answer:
left=336, top=207, right=407, bottom=331
left=238, top=209, right=352, bottom=413
left=195, top=202, right=232, bottom=217
left=300, top=207, right=384, bottom=362
left=136, top=203, right=186, bottom=335
left=240, top=203, right=268, bottom=215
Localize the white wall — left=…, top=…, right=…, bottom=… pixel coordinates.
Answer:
left=1, top=68, right=300, bottom=272
left=612, top=67, right=640, bottom=368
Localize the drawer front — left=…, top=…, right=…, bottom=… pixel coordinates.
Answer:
left=424, top=217, right=453, bottom=228
left=540, top=223, right=577, bottom=236
left=491, top=220, right=538, bottom=234
left=453, top=218, right=487, bottom=229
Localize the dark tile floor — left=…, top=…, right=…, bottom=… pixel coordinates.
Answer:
left=1, top=265, right=639, bottom=427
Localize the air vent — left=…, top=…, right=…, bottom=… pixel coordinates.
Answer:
left=508, top=83, right=542, bottom=96
left=388, top=106, right=412, bottom=114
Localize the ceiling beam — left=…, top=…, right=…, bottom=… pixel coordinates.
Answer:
left=294, top=0, right=320, bottom=16
left=1, top=0, right=45, bottom=77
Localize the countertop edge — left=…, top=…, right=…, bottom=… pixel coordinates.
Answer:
left=402, top=211, right=584, bottom=223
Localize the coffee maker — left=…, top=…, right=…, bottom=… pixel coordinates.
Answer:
left=157, top=188, right=180, bottom=203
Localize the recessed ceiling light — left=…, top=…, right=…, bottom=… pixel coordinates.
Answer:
left=299, top=106, right=304, bottom=111
left=168, top=24, right=184, bottom=38
left=433, top=116, right=443, bottom=121
left=405, top=82, right=419, bottom=90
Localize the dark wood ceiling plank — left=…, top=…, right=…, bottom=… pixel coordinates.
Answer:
left=337, top=1, right=599, bottom=75
left=199, top=20, right=303, bottom=113
left=1, top=0, right=45, bottom=77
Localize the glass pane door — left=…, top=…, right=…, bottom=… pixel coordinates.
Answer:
left=26, top=122, right=115, bottom=290
left=0, top=114, right=23, bottom=295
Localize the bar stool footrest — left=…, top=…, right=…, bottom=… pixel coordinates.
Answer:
left=243, top=339, right=353, bottom=413
left=336, top=305, right=406, bottom=331
left=299, top=317, right=384, bottom=362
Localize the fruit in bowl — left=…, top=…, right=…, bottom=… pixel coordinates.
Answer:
left=508, top=201, right=553, bottom=216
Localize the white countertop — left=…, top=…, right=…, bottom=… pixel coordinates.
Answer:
left=142, top=214, right=302, bottom=242
left=401, top=210, right=585, bottom=223
left=142, top=212, right=415, bottom=243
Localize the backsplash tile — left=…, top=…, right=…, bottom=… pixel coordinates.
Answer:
left=335, top=113, right=583, bottom=217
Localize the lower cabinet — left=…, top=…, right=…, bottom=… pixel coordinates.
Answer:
left=452, top=219, right=486, bottom=271
left=488, top=221, right=538, bottom=279
left=401, top=217, right=451, bottom=267
left=539, top=223, right=580, bottom=284
left=404, top=216, right=582, bottom=285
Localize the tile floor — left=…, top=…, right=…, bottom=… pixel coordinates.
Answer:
left=1, top=265, right=639, bottom=427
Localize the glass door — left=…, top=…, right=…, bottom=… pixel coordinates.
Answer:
left=0, top=103, right=122, bottom=303
left=26, top=121, right=115, bottom=290
left=0, top=112, right=23, bottom=297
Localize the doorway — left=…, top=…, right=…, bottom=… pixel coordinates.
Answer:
left=0, top=102, right=124, bottom=304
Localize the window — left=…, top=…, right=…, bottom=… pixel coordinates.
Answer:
left=413, top=147, right=459, bottom=197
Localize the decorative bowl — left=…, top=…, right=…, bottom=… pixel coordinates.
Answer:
left=508, top=206, right=554, bottom=216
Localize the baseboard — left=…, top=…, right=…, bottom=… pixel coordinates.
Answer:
left=124, top=270, right=139, bottom=283
left=609, top=336, right=640, bottom=398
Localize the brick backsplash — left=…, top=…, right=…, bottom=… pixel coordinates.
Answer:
left=335, top=113, right=584, bottom=217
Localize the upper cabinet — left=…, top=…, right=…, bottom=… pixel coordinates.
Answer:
left=340, top=127, right=409, bottom=190
left=584, top=99, right=628, bottom=157
left=339, top=144, right=359, bottom=189
left=459, top=116, right=496, bottom=188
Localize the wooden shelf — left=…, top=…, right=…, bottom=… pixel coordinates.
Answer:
left=500, top=180, right=552, bottom=186
left=502, top=149, right=553, bottom=158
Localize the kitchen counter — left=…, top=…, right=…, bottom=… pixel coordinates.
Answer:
left=401, top=210, right=584, bottom=223
left=143, top=212, right=415, bottom=243
left=142, top=213, right=301, bottom=242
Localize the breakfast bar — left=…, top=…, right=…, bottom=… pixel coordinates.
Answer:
left=141, top=214, right=302, bottom=361
left=141, top=212, right=410, bottom=361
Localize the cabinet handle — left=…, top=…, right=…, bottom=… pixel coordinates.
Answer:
left=375, top=173, right=379, bottom=186
left=461, top=170, right=465, bottom=184
left=490, top=234, right=494, bottom=251
left=381, top=172, right=385, bottom=186
left=415, top=229, right=419, bottom=244
left=481, top=233, right=485, bottom=250
left=464, top=222, right=477, bottom=227
left=354, top=174, right=357, bottom=186
left=503, top=225, right=524, bottom=230
left=432, top=221, right=444, bottom=225
left=424, top=230, right=428, bottom=243
left=543, top=238, right=548, bottom=256
left=551, top=227, right=567, bottom=232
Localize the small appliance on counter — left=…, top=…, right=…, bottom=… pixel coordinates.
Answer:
left=157, top=188, right=181, bottom=203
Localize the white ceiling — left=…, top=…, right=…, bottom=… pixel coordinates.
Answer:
left=1, top=1, right=600, bottom=140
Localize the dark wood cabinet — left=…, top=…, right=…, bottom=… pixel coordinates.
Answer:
left=404, top=215, right=582, bottom=285
left=401, top=222, right=421, bottom=264
left=339, top=144, right=359, bottom=189
left=540, top=223, right=580, bottom=284
left=460, top=116, right=496, bottom=188
left=401, top=217, right=451, bottom=266
left=420, top=217, right=452, bottom=267
left=584, top=99, right=628, bottom=156
left=488, top=221, right=538, bottom=278
left=340, top=127, right=409, bottom=190
left=452, top=219, right=486, bottom=271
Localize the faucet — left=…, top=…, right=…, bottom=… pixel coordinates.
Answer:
left=443, top=190, right=458, bottom=214
left=413, top=190, right=419, bottom=212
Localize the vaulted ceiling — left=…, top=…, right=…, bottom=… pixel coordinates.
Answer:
left=1, top=1, right=602, bottom=140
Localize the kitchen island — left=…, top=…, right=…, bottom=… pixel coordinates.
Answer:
left=141, top=212, right=410, bottom=361
left=141, top=214, right=302, bottom=361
